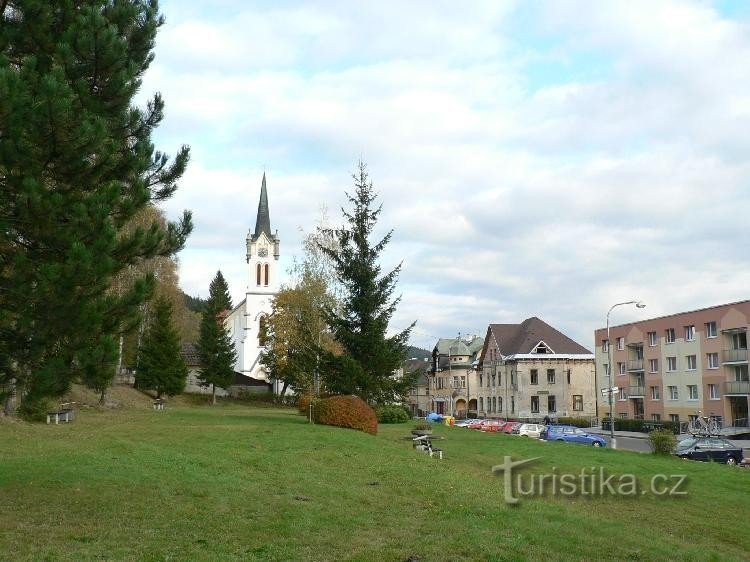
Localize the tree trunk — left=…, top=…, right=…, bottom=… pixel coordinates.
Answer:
left=212, top=384, right=216, bottom=405
left=99, top=387, right=106, bottom=405
left=280, top=380, right=288, bottom=397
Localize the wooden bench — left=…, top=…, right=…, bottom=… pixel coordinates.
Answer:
left=46, top=409, right=74, bottom=424
left=411, top=435, right=444, bottom=459
left=153, top=399, right=166, bottom=411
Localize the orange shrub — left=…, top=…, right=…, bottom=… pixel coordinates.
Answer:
left=298, top=394, right=314, bottom=415
left=313, top=395, right=377, bottom=435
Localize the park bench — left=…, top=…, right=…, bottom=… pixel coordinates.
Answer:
left=411, top=434, right=444, bottom=459
left=153, top=398, right=166, bottom=411
left=46, top=402, right=76, bottom=425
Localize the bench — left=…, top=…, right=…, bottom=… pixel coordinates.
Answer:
left=153, top=399, right=166, bottom=411
left=411, top=435, right=444, bottom=459
left=46, top=409, right=74, bottom=424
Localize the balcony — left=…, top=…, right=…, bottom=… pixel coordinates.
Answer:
left=628, top=386, right=646, bottom=398
left=723, top=381, right=750, bottom=395
left=627, top=359, right=644, bottom=372
left=723, top=348, right=748, bottom=364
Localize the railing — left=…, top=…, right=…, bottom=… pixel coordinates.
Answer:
left=627, top=359, right=644, bottom=371
left=723, top=348, right=748, bottom=363
left=628, top=386, right=646, bottom=397
left=723, top=381, right=750, bottom=395
left=733, top=417, right=749, bottom=428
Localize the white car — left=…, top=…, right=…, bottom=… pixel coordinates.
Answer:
left=518, top=423, right=545, bottom=439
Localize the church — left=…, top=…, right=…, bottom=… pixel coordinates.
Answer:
left=225, top=173, right=280, bottom=387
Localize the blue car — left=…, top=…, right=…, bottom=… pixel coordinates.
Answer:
left=543, top=425, right=607, bottom=447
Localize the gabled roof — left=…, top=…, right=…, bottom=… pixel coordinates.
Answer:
left=484, top=317, right=591, bottom=358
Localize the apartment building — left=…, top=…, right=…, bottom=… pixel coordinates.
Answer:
left=428, top=336, right=484, bottom=417
left=594, top=300, right=749, bottom=427
left=477, top=318, right=597, bottom=420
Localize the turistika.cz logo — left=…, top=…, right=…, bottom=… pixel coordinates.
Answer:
left=491, top=456, right=688, bottom=505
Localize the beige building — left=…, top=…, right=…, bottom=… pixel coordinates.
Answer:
left=477, top=318, right=597, bottom=420
left=427, top=336, right=484, bottom=418
left=594, top=300, right=749, bottom=427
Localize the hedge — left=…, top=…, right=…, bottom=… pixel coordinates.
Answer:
left=376, top=405, right=410, bottom=424
left=313, top=395, right=378, bottom=435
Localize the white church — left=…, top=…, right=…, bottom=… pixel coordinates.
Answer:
left=225, top=173, right=281, bottom=388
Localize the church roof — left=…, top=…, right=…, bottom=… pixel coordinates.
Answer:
left=250, top=173, right=276, bottom=243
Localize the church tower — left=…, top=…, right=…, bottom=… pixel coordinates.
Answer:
left=225, top=173, right=280, bottom=382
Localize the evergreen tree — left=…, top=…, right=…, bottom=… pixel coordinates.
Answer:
left=135, top=297, right=186, bottom=398
left=0, top=1, right=192, bottom=413
left=319, top=162, right=416, bottom=404
left=196, top=271, right=237, bottom=404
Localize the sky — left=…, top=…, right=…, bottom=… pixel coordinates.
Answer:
left=141, top=0, right=750, bottom=352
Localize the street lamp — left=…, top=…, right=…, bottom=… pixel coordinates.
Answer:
left=606, top=300, right=646, bottom=449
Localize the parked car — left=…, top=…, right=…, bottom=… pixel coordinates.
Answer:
left=545, top=425, right=607, bottom=447
left=481, top=420, right=506, bottom=432
left=502, top=422, right=521, bottom=434
left=467, top=419, right=485, bottom=430
left=518, top=423, right=545, bottom=438
left=453, top=418, right=479, bottom=428
left=674, top=437, right=744, bottom=465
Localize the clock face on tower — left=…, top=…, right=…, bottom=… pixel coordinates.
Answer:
left=258, top=246, right=268, bottom=257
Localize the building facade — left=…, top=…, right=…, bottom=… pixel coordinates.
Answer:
left=428, top=336, right=484, bottom=418
left=594, top=300, right=750, bottom=427
left=478, top=318, right=597, bottom=420
left=225, top=173, right=280, bottom=384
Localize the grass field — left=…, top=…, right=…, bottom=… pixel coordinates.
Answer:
left=1, top=395, right=748, bottom=561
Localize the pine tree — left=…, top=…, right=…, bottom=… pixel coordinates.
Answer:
left=0, top=1, right=192, bottom=414
left=319, top=161, right=416, bottom=404
left=135, top=297, right=186, bottom=398
left=196, top=271, right=237, bottom=404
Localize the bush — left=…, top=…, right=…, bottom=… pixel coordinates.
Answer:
left=298, top=394, right=314, bottom=415
left=235, top=390, right=276, bottom=404
left=18, top=397, right=51, bottom=422
left=313, top=395, right=377, bottom=435
left=413, top=420, right=432, bottom=431
left=376, top=405, right=410, bottom=424
left=649, top=429, right=677, bottom=455
left=555, top=416, right=591, bottom=428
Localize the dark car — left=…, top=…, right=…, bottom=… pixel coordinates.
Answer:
left=543, top=425, right=607, bottom=447
left=674, top=437, right=744, bottom=465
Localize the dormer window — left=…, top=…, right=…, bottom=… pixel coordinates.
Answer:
left=534, top=345, right=547, bottom=354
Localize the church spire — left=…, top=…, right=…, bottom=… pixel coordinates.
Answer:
left=253, top=172, right=272, bottom=240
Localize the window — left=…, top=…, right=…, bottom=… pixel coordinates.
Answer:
left=256, top=263, right=262, bottom=286
left=602, top=339, right=609, bottom=352
left=547, top=369, right=555, bottom=384
left=651, top=414, right=661, bottom=422
left=258, top=316, right=269, bottom=346
left=573, top=395, right=583, bottom=411
left=618, top=362, right=626, bottom=375
left=649, top=359, right=658, bottom=373
left=705, top=321, right=717, bottom=338
left=650, top=386, right=660, bottom=400
left=735, top=365, right=749, bottom=382
left=668, top=386, right=678, bottom=400
left=530, top=369, right=538, bottom=385
left=491, top=374, right=496, bottom=387
left=498, top=397, right=503, bottom=412
left=708, top=384, right=719, bottom=400
left=618, top=388, right=627, bottom=401
left=707, top=352, right=719, bottom=369
left=479, top=374, right=483, bottom=386
left=511, top=396, right=515, bottom=413
left=732, top=332, right=748, bottom=350
left=619, top=412, right=628, bottom=419
left=687, top=385, right=698, bottom=400
left=648, top=331, right=657, bottom=346
left=479, top=397, right=484, bottom=412
left=617, top=337, right=624, bottom=350
left=264, top=263, right=269, bottom=286
left=548, top=395, right=556, bottom=413
left=492, top=397, right=497, bottom=412
left=534, top=344, right=548, bottom=354
left=567, top=370, right=571, bottom=385
left=684, top=325, right=695, bottom=341
left=686, top=355, right=697, bottom=371
left=667, top=357, right=677, bottom=372
left=665, top=328, right=675, bottom=344
left=670, top=414, right=680, bottom=423
left=603, top=364, right=610, bottom=377
left=531, top=396, right=539, bottom=413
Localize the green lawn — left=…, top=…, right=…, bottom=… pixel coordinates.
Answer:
left=1, top=402, right=748, bottom=561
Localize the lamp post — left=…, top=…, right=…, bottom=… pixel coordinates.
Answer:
left=606, top=300, right=646, bottom=449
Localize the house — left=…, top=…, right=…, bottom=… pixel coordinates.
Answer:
left=427, top=335, right=485, bottom=418
left=594, top=300, right=749, bottom=429
left=478, top=318, right=596, bottom=420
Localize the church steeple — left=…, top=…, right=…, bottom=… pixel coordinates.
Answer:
left=253, top=172, right=272, bottom=240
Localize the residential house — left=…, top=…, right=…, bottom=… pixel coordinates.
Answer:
left=594, top=300, right=749, bottom=428
left=428, top=335, right=484, bottom=418
left=478, top=318, right=596, bottom=420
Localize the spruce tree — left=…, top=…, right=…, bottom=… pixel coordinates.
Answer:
left=135, top=297, right=186, bottom=399
left=0, top=1, right=192, bottom=413
left=319, top=162, right=416, bottom=404
left=196, top=271, right=237, bottom=404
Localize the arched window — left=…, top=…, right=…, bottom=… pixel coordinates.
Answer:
left=256, top=263, right=261, bottom=286
left=258, top=316, right=269, bottom=346
left=264, top=263, right=269, bottom=286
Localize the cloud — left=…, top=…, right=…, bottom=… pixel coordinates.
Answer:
left=147, top=0, right=750, bottom=349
